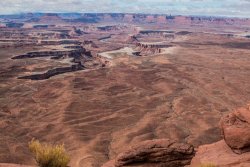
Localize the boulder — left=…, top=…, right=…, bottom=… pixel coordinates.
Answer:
left=102, top=139, right=195, bottom=167
left=190, top=140, right=250, bottom=167
left=220, top=105, right=250, bottom=153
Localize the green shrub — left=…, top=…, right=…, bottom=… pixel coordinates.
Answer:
left=200, top=163, right=217, bottom=167
left=28, top=139, right=70, bottom=167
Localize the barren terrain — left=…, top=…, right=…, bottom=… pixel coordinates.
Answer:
left=1, top=14, right=250, bottom=167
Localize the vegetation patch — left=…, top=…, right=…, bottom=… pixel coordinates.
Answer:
left=28, top=139, right=70, bottom=167
left=200, top=163, right=217, bottom=167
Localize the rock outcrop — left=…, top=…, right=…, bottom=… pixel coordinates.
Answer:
left=135, top=43, right=173, bottom=55
left=126, top=35, right=139, bottom=44
left=220, top=105, right=250, bottom=154
left=102, top=139, right=195, bottom=167
left=69, top=26, right=87, bottom=36
left=138, top=30, right=175, bottom=39
left=82, top=40, right=98, bottom=48
left=190, top=140, right=250, bottom=167
left=190, top=104, right=250, bottom=167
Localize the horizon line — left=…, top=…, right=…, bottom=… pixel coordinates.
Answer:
left=0, top=12, right=249, bottom=19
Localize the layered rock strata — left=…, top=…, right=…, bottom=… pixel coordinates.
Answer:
left=102, top=139, right=195, bottom=167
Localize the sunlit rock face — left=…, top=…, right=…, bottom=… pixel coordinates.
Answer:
left=221, top=105, right=250, bottom=154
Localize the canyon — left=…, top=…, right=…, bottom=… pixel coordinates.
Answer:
left=1, top=13, right=250, bottom=167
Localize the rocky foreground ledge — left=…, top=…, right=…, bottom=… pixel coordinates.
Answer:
left=190, top=140, right=250, bottom=167
left=102, top=104, right=250, bottom=167
left=102, top=139, right=195, bottom=167
left=190, top=104, right=250, bottom=167
left=2, top=105, right=250, bottom=167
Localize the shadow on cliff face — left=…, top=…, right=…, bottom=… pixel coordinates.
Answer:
left=18, top=64, right=84, bottom=80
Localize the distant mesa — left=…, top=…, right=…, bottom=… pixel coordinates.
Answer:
left=35, top=13, right=64, bottom=24
left=2, top=13, right=250, bottom=27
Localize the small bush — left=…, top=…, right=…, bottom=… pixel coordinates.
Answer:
left=28, top=139, right=70, bottom=167
left=200, top=163, right=217, bottom=167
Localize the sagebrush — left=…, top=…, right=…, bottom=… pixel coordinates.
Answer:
left=28, top=139, right=70, bottom=167
left=200, top=163, right=217, bottom=167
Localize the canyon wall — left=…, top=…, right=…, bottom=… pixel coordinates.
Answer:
left=2, top=13, right=250, bottom=27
